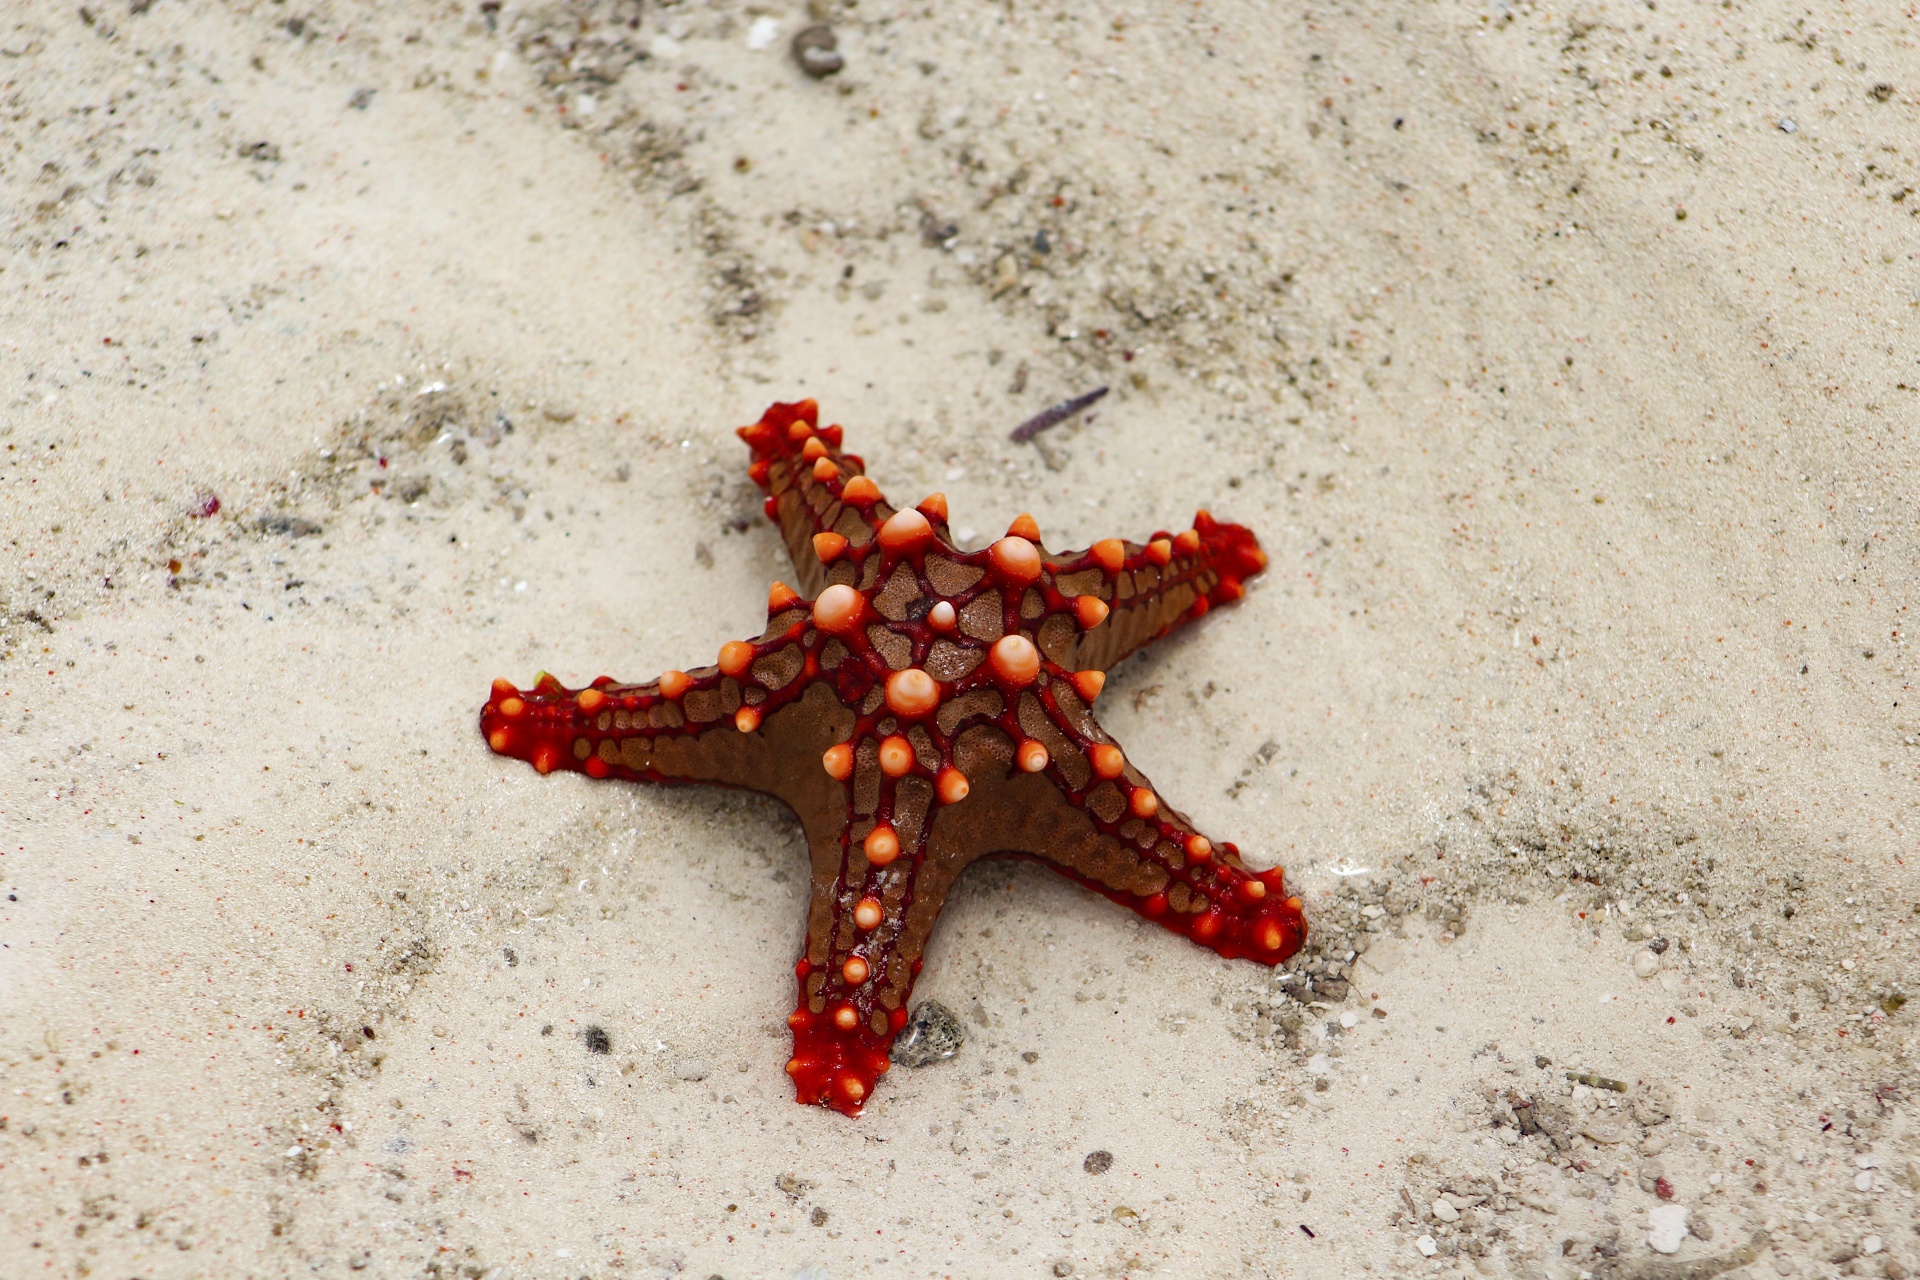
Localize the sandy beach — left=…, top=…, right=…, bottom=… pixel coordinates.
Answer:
left=2, top=1, right=1915, bottom=1276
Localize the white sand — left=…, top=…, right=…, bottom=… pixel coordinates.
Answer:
left=3, top=1, right=1914, bottom=1277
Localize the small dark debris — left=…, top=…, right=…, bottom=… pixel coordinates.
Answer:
left=919, top=207, right=959, bottom=248
left=1868, top=83, right=1894, bottom=103
left=1021, top=1050, right=1039, bottom=1064
left=1647, top=936, right=1669, bottom=954
left=583, top=1025, right=611, bottom=1055
left=393, top=475, right=430, bottom=504
left=1083, top=1150, right=1113, bottom=1175
left=809, top=1207, right=828, bottom=1227
left=238, top=141, right=281, bottom=163
left=257, top=513, right=322, bottom=538
left=502, top=947, right=517, bottom=967
left=774, top=1172, right=812, bottom=1201
left=189, top=493, right=221, bottom=518
left=348, top=87, right=376, bottom=110
left=791, top=25, right=843, bottom=79
left=1565, top=1071, right=1628, bottom=1093
left=1299, top=1224, right=1316, bottom=1238
left=540, top=1024, right=553, bottom=1036
left=891, top=1000, right=964, bottom=1067
left=1010, top=386, right=1108, bottom=443
left=1535, top=1055, right=1552, bottom=1068
left=1882, top=994, right=1907, bottom=1015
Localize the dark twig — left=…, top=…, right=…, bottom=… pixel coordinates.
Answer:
left=1009, top=386, right=1108, bottom=443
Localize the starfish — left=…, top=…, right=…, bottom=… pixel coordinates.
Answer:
left=480, top=400, right=1306, bottom=1115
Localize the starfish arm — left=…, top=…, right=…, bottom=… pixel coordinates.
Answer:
left=1044, top=510, right=1268, bottom=675
left=479, top=592, right=854, bottom=800
left=939, top=703, right=1307, bottom=965
left=736, top=400, right=953, bottom=600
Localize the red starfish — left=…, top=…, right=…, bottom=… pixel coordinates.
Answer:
left=481, top=400, right=1306, bottom=1115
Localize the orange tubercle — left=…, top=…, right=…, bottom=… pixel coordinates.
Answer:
left=768, top=581, right=802, bottom=610
left=812, top=457, right=840, bottom=482
left=487, top=729, right=510, bottom=753
left=988, top=634, right=1040, bottom=687
left=1239, top=879, right=1267, bottom=902
left=718, top=640, right=756, bottom=678
left=1074, top=595, right=1110, bottom=628
left=822, top=742, right=855, bottom=780
left=734, top=706, right=762, bottom=733
left=1129, top=787, right=1158, bottom=818
left=576, top=688, right=606, bottom=713
left=813, top=531, right=848, bottom=563
left=532, top=746, right=559, bottom=775
left=989, top=535, right=1042, bottom=584
left=787, top=419, right=814, bottom=441
left=801, top=437, right=829, bottom=460
left=864, top=826, right=901, bottom=865
left=927, top=600, right=957, bottom=632
left=657, top=670, right=692, bottom=699
left=1146, top=538, right=1173, bottom=565
left=1089, top=743, right=1125, bottom=779
left=748, top=458, right=771, bottom=487
left=813, top=584, right=864, bottom=633
left=498, top=696, right=526, bottom=718
left=936, top=766, right=970, bottom=804
left=853, top=897, right=884, bottom=930
left=1174, top=528, right=1201, bottom=554
left=832, top=1005, right=860, bottom=1031
left=1091, top=538, right=1126, bottom=572
left=842, top=956, right=870, bottom=985
left=1256, top=920, right=1285, bottom=952
left=878, top=508, right=933, bottom=553
left=841, top=475, right=881, bottom=505
left=1185, top=834, right=1213, bottom=862
left=837, top=1074, right=867, bottom=1105
left=884, top=668, right=941, bottom=719
left=1071, top=669, right=1107, bottom=701
left=917, top=492, right=949, bottom=522
left=1006, top=512, right=1041, bottom=541
left=1017, top=739, right=1050, bottom=773
left=877, top=734, right=915, bottom=777
left=491, top=677, right=517, bottom=700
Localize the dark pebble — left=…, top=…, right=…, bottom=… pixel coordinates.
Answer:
left=791, top=25, right=843, bottom=79
left=1083, top=1150, right=1113, bottom=1175
left=1647, top=936, right=1669, bottom=954
left=891, top=1000, right=964, bottom=1067
left=583, top=1025, right=611, bottom=1054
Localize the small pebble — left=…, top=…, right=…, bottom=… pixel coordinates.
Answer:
left=1862, top=1236, right=1883, bottom=1255
left=1647, top=1204, right=1689, bottom=1254
left=745, top=15, right=780, bottom=49
left=1431, top=1198, right=1460, bottom=1223
left=673, top=1057, right=709, bottom=1081
left=1339, top=1010, right=1360, bottom=1029
left=1416, top=1235, right=1438, bottom=1257
left=790, top=24, right=844, bottom=79
left=1774, top=1252, right=1797, bottom=1275
left=1855, top=1170, right=1874, bottom=1192
left=1083, top=1150, right=1113, bottom=1175
left=1633, top=949, right=1661, bottom=978
left=892, top=1000, right=964, bottom=1067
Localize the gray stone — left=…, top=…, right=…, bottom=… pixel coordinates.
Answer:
left=891, top=1000, right=964, bottom=1067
